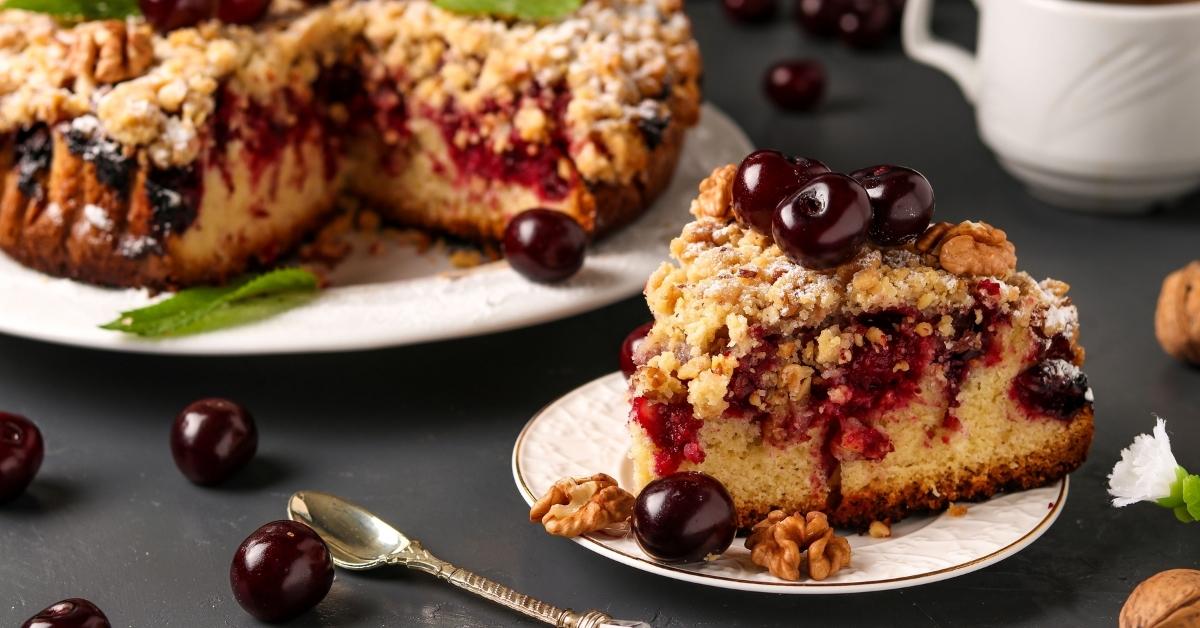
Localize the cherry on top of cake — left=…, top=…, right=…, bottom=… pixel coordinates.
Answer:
left=0, top=0, right=700, bottom=175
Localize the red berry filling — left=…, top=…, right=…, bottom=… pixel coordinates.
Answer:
left=631, top=396, right=705, bottom=476
left=430, top=88, right=574, bottom=201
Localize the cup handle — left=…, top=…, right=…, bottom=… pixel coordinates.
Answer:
left=902, top=0, right=979, bottom=103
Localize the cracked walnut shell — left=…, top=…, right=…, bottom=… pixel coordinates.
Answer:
left=914, top=221, right=1017, bottom=278
left=745, top=510, right=852, bottom=581
left=529, top=473, right=635, bottom=538
left=1120, top=569, right=1200, bottom=628
left=1155, top=261, right=1200, bottom=365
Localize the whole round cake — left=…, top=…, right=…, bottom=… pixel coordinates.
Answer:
left=0, top=0, right=701, bottom=288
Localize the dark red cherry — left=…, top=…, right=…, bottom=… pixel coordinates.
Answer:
left=632, top=472, right=737, bottom=563
left=772, top=172, right=872, bottom=269
left=216, top=0, right=271, bottom=24
left=231, top=520, right=334, bottom=623
left=837, top=0, right=896, bottom=48
left=503, top=209, right=588, bottom=283
left=21, top=598, right=110, bottom=628
left=723, top=0, right=777, bottom=22
left=0, top=412, right=43, bottom=504
left=850, top=165, right=935, bottom=246
left=620, top=322, right=654, bottom=378
left=170, top=398, right=257, bottom=486
left=1012, top=360, right=1091, bottom=421
left=732, top=150, right=830, bottom=234
left=796, top=0, right=851, bottom=36
left=764, top=59, right=827, bottom=112
left=138, top=0, right=216, bottom=32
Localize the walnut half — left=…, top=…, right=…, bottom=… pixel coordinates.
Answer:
left=528, top=473, right=635, bottom=538
left=745, top=510, right=852, bottom=581
left=915, top=221, right=1017, bottom=278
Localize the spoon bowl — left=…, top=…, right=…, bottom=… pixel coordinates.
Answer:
left=287, top=491, right=411, bottom=571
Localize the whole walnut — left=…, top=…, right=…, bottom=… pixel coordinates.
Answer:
left=1119, top=569, right=1200, bottom=628
left=1156, top=262, right=1200, bottom=365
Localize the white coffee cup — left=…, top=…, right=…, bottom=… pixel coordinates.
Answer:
left=903, top=0, right=1200, bottom=212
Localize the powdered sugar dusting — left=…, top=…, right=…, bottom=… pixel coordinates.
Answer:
left=83, top=204, right=113, bottom=232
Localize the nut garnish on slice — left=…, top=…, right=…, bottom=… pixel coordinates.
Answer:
left=529, top=473, right=635, bottom=538
left=745, top=510, right=852, bottom=581
left=915, top=221, right=1017, bottom=278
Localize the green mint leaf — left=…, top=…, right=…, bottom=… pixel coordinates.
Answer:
left=1157, top=466, right=1189, bottom=509
left=433, top=0, right=581, bottom=21
left=101, top=268, right=319, bottom=338
left=3, top=0, right=140, bottom=19
left=1184, top=474, right=1200, bottom=520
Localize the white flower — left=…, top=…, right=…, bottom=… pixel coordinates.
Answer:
left=1108, top=417, right=1180, bottom=507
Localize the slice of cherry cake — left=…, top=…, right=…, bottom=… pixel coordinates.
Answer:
left=0, top=0, right=700, bottom=288
left=628, top=163, right=1094, bottom=528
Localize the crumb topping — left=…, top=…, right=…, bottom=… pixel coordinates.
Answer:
left=0, top=0, right=700, bottom=176
left=632, top=165, right=1081, bottom=422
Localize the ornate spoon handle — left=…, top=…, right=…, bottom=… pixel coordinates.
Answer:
left=394, top=540, right=647, bottom=627
left=442, top=566, right=611, bottom=627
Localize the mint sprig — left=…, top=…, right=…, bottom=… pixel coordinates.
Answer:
left=101, top=268, right=320, bottom=338
left=3, top=0, right=140, bottom=20
left=433, top=0, right=581, bottom=21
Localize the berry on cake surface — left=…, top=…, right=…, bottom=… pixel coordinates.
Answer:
left=0, top=0, right=702, bottom=288
left=627, top=162, right=1094, bottom=528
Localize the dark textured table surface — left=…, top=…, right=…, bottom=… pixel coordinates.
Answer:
left=3, top=2, right=1199, bottom=626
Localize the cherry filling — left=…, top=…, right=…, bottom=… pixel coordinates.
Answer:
left=430, top=87, right=574, bottom=201
left=1011, top=331, right=1090, bottom=421
left=937, top=281, right=1008, bottom=411
left=209, top=86, right=340, bottom=193
left=631, top=396, right=705, bottom=476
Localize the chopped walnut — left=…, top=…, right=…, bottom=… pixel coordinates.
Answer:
left=914, top=221, right=1016, bottom=278
left=67, top=20, right=154, bottom=87
left=745, top=510, right=852, bottom=581
left=1155, top=261, right=1200, bottom=365
left=529, top=474, right=635, bottom=538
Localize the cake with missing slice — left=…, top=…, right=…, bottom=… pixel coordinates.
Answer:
left=627, top=154, right=1094, bottom=528
left=0, top=0, right=700, bottom=288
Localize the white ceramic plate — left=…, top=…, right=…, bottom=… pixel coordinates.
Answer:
left=0, top=105, right=751, bottom=355
left=512, top=373, right=1070, bottom=594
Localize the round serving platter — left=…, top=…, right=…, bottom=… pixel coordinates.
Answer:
left=0, top=104, right=752, bottom=356
left=512, top=372, right=1070, bottom=594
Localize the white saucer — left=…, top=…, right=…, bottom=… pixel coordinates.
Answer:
left=512, top=373, right=1069, bottom=594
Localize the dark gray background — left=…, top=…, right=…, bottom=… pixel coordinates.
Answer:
left=3, top=1, right=1199, bottom=626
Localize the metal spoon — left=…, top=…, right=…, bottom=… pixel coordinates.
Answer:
left=287, top=490, right=650, bottom=628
